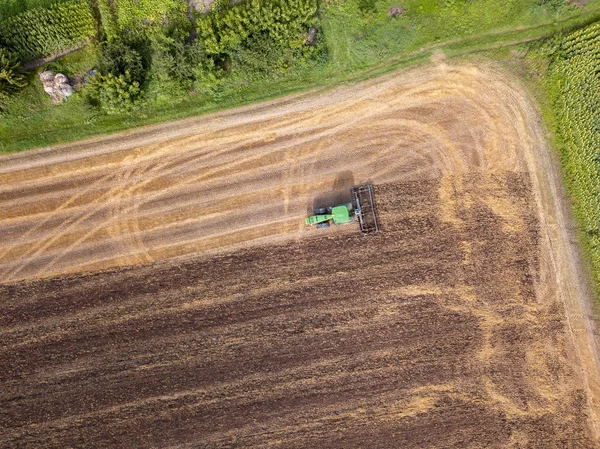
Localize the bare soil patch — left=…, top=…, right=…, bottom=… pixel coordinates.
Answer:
left=0, top=176, right=594, bottom=448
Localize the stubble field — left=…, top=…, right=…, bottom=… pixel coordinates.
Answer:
left=1, top=59, right=599, bottom=447
left=0, top=59, right=539, bottom=282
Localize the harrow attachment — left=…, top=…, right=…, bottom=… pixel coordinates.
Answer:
left=351, top=184, right=380, bottom=234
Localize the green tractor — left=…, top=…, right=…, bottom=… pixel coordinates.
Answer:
left=305, top=184, right=380, bottom=233
left=305, top=203, right=354, bottom=229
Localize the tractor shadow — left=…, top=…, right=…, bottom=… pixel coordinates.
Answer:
left=311, top=171, right=355, bottom=212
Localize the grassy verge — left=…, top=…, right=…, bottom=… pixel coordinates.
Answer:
left=2, top=0, right=600, bottom=154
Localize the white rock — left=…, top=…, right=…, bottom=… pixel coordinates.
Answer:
left=40, top=70, right=54, bottom=82
left=54, top=73, right=68, bottom=85
left=58, top=84, right=73, bottom=97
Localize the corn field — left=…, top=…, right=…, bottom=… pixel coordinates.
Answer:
left=550, top=22, right=600, bottom=287
left=0, top=0, right=96, bottom=61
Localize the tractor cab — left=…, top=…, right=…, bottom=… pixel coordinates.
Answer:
left=305, top=184, right=380, bottom=234
left=305, top=204, right=353, bottom=228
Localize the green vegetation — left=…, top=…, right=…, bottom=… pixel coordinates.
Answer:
left=545, top=22, right=600, bottom=289
left=0, top=48, right=28, bottom=109
left=98, top=0, right=119, bottom=41
left=196, top=0, right=318, bottom=55
left=0, top=0, right=72, bottom=18
left=89, top=72, right=141, bottom=114
left=86, top=0, right=321, bottom=114
left=147, top=30, right=215, bottom=102
left=114, top=0, right=184, bottom=32
left=3, top=0, right=600, bottom=155
left=89, top=40, right=149, bottom=113
left=195, top=0, right=323, bottom=87
left=0, top=0, right=96, bottom=61
left=98, top=0, right=187, bottom=40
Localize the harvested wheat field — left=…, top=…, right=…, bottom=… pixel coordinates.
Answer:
left=1, top=60, right=600, bottom=447
left=0, top=61, right=549, bottom=282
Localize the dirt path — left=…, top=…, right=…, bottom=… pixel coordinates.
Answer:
left=1, top=58, right=599, bottom=440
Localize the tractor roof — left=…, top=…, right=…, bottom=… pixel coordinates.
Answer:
left=331, top=205, right=352, bottom=224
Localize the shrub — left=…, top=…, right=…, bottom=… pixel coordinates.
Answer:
left=230, top=32, right=290, bottom=79
left=99, top=40, right=146, bottom=84
left=91, top=71, right=140, bottom=114
left=0, top=47, right=27, bottom=109
left=195, top=0, right=319, bottom=55
left=150, top=33, right=210, bottom=86
left=192, top=0, right=322, bottom=88
left=90, top=40, right=148, bottom=113
left=358, top=0, right=377, bottom=13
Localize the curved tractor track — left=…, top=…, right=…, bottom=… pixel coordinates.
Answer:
left=1, top=62, right=526, bottom=281
left=1, top=59, right=600, bottom=442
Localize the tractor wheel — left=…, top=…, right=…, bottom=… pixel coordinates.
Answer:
left=316, top=222, right=330, bottom=229
left=314, top=207, right=329, bottom=215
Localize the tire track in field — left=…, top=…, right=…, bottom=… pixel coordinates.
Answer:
left=1, top=135, right=271, bottom=278
left=1, top=176, right=596, bottom=448
left=1, top=129, right=296, bottom=259
left=2, top=156, right=155, bottom=280
left=16, top=141, right=313, bottom=278
left=0, top=63, right=554, bottom=284
left=0, top=142, right=175, bottom=271
left=0, top=74, right=490, bottom=277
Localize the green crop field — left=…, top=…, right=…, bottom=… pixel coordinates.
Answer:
left=0, top=0, right=96, bottom=61
left=546, top=22, right=600, bottom=291
left=0, top=0, right=72, bottom=18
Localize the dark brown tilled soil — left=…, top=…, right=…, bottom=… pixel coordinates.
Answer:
left=0, top=175, right=593, bottom=448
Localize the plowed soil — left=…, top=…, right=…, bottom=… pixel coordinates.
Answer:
left=1, top=59, right=600, bottom=447
left=0, top=176, right=591, bottom=448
